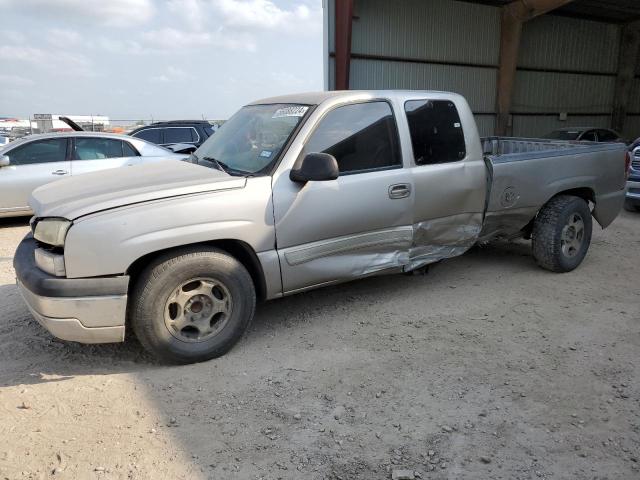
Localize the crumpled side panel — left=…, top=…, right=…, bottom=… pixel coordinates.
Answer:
left=279, top=214, right=484, bottom=294
left=406, top=212, right=483, bottom=271
left=279, top=226, right=413, bottom=294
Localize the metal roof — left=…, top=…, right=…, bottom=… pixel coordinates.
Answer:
left=460, top=0, right=640, bottom=23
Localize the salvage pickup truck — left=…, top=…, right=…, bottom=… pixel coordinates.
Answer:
left=14, top=90, right=630, bottom=363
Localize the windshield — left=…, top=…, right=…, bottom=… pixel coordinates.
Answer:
left=194, top=103, right=310, bottom=175
left=543, top=130, right=581, bottom=141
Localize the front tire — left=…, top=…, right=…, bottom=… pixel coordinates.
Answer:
left=130, top=247, right=256, bottom=364
left=532, top=195, right=592, bottom=273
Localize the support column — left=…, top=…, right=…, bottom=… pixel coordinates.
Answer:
left=495, top=0, right=575, bottom=136
left=612, top=21, right=640, bottom=134
left=334, top=0, right=354, bottom=90
left=495, top=9, right=523, bottom=136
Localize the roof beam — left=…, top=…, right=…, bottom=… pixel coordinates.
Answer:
left=334, top=0, right=354, bottom=90
left=505, top=0, right=575, bottom=21
left=495, top=0, right=575, bottom=135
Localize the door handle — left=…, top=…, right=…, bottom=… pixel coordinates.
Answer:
left=388, top=183, right=411, bottom=199
left=52, top=170, right=68, bottom=175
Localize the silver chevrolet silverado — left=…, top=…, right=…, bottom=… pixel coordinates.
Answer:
left=14, top=91, right=630, bottom=364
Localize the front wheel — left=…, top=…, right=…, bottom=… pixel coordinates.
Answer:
left=130, top=247, right=256, bottom=364
left=531, top=195, right=592, bottom=273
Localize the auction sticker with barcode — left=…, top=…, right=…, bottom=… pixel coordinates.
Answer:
left=272, top=106, right=309, bottom=118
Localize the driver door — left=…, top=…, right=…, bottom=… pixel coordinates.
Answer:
left=272, top=101, right=414, bottom=293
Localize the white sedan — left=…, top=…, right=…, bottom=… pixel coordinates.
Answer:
left=0, top=132, right=186, bottom=218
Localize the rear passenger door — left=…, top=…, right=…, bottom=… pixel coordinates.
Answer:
left=70, top=137, right=138, bottom=176
left=403, top=99, right=487, bottom=268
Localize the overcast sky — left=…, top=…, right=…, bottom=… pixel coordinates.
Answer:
left=0, top=0, right=324, bottom=121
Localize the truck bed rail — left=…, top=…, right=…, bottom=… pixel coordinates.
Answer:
left=482, top=136, right=586, bottom=156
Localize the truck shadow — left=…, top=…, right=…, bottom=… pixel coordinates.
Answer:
left=0, top=239, right=536, bottom=389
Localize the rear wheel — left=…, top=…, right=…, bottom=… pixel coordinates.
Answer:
left=130, top=247, right=256, bottom=364
left=532, top=195, right=592, bottom=273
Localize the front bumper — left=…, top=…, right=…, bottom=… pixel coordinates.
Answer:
left=14, top=235, right=129, bottom=343
left=627, top=179, right=640, bottom=206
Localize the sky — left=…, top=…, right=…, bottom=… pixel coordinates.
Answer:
left=0, top=0, right=324, bottom=121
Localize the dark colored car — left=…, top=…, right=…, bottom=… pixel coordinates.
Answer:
left=129, top=120, right=214, bottom=152
left=543, top=127, right=624, bottom=143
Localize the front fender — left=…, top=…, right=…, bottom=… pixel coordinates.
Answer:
left=64, top=177, right=275, bottom=278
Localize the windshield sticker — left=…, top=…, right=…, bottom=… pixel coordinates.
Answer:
left=272, top=106, right=309, bottom=118
left=259, top=150, right=273, bottom=158
left=454, top=122, right=461, bottom=128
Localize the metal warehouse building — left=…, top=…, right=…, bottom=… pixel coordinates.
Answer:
left=323, top=0, right=640, bottom=139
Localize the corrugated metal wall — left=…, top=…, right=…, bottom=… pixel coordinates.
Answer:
left=349, top=0, right=499, bottom=65
left=327, top=0, right=633, bottom=138
left=345, top=0, right=500, bottom=136
left=513, top=14, right=620, bottom=137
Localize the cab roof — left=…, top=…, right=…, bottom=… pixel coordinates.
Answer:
left=249, top=90, right=459, bottom=106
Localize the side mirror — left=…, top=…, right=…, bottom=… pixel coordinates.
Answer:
left=290, top=153, right=339, bottom=183
left=0, top=155, right=9, bottom=168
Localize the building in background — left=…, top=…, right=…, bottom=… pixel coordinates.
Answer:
left=324, top=0, right=640, bottom=138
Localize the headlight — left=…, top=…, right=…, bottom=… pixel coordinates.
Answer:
left=33, top=218, right=72, bottom=247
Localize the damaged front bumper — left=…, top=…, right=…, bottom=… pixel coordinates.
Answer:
left=14, top=235, right=129, bottom=343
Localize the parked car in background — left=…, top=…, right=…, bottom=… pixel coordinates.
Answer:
left=0, top=135, right=9, bottom=148
left=0, top=132, right=185, bottom=218
left=129, top=120, right=214, bottom=152
left=13, top=90, right=628, bottom=363
left=543, top=127, right=625, bottom=143
left=626, top=147, right=640, bottom=212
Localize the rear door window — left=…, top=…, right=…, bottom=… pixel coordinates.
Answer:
left=134, top=128, right=162, bottom=144
left=164, top=127, right=195, bottom=144
left=73, top=137, right=124, bottom=160
left=404, top=100, right=466, bottom=164
left=581, top=130, right=597, bottom=142
left=596, top=129, right=618, bottom=142
left=7, top=138, right=68, bottom=165
left=304, top=101, right=401, bottom=174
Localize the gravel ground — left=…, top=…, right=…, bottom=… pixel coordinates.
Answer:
left=0, top=212, right=638, bottom=480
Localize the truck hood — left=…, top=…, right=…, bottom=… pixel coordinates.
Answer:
left=30, top=160, right=246, bottom=220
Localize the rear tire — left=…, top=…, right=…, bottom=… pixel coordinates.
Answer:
left=130, top=247, right=256, bottom=364
left=532, top=195, right=592, bottom=273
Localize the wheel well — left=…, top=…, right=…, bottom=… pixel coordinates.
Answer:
left=554, top=187, right=595, bottom=205
left=126, top=240, right=268, bottom=302
left=521, top=187, right=596, bottom=239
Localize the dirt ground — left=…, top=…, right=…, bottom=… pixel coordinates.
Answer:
left=0, top=212, right=638, bottom=480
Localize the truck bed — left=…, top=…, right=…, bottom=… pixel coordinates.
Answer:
left=478, top=137, right=627, bottom=241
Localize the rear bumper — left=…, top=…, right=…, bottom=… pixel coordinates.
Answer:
left=14, top=235, right=128, bottom=343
